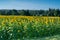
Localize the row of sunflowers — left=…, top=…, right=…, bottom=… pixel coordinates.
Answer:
left=0, top=16, right=60, bottom=40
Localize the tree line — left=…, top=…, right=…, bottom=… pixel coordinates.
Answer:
left=0, top=8, right=60, bottom=16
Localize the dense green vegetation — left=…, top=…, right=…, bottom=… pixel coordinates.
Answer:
left=0, top=8, right=60, bottom=40
left=0, top=16, right=60, bottom=40
left=0, top=8, right=60, bottom=16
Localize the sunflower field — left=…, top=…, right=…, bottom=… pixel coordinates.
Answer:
left=0, top=16, right=60, bottom=40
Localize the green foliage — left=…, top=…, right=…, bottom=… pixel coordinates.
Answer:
left=0, top=16, right=60, bottom=40
left=0, top=8, right=60, bottom=16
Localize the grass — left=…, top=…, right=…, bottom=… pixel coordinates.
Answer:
left=9, top=34, right=60, bottom=40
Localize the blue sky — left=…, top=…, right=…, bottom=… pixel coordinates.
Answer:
left=0, top=0, right=60, bottom=10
